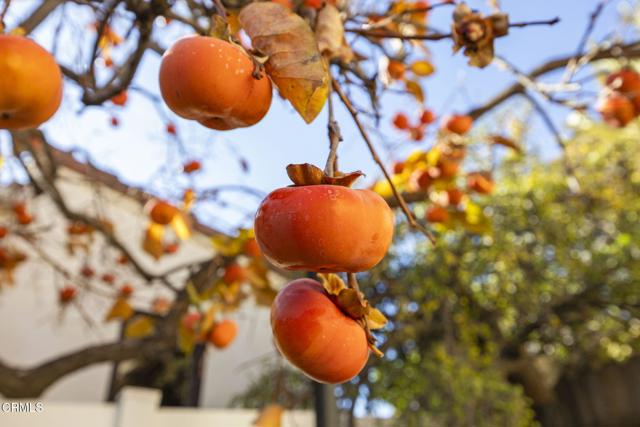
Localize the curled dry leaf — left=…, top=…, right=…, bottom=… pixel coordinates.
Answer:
left=489, top=135, right=522, bottom=152
left=318, top=273, right=388, bottom=345
left=286, top=163, right=364, bottom=187
left=316, top=4, right=343, bottom=57
left=452, top=2, right=509, bottom=68
left=316, top=4, right=354, bottom=63
left=239, top=2, right=329, bottom=123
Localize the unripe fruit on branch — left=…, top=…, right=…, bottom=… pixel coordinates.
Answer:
left=271, top=278, right=369, bottom=384
left=0, top=35, right=63, bottom=130
left=159, top=36, right=272, bottom=131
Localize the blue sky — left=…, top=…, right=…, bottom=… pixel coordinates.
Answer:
left=1, top=0, right=628, bottom=234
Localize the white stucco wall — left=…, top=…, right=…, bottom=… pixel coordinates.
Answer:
left=0, top=165, right=277, bottom=407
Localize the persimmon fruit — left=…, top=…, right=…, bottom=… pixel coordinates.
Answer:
left=149, top=200, right=178, bottom=225
left=0, top=35, right=63, bottom=130
left=209, top=319, right=238, bottom=349
left=426, top=206, right=449, bottom=223
left=597, top=93, right=636, bottom=128
left=254, top=185, right=394, bottom=273
left=271, top=278, right=369, bottom=384
left=392, top=112, right=410, bottom=130
left=243, top=238, right=262, bottom=258
left=443, top=114, right=473, bottom=135
left=467, top=172, right=494, bottom=194
left=223, top=264, right=247, bottom=284
left=159, top=35, right=272, bottom=131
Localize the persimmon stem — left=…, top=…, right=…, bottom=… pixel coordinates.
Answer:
left=347, top=273, right=375, bottom=348
left=332, top=79, right=437, bottom=245
left=324, top=80, right=342, bottom=177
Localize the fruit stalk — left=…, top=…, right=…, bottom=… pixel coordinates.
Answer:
left=347, top=272, right=377, bottom=354
left=324, top=81, right=342, bottom=177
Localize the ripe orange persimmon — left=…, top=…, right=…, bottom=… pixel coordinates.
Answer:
left=446, top=188, right=464, bottom=206
left=59, top=286, right=77, bottom=304
left=243, top=238, right=262, bottom=258
left=254, top=185, right=394, bottom=273
left=387, top=60, right=406, bottom=80
left=271, top=278, right=369, bottom=384
left=409, top=169, right=433, bottom=192
left=467, top=172, right=494, bottom=194
left=426, top=206, right=449, bottom=223
left=223, top=264, right=247, bottom=284
left=392, top=161, right=405, bottom=175
left=183, top=160, right=201, bottom=174
left=149, top=200, right=178, bottom=225
left=443, top=114, right=473, bottom=135
left=597, top=93, right=636, bottom=128
left=0, top=226, right=7, bottom=239
left=392, top=112, right=410, bottom=130
left=606, top=68, right=640, bottom=94
left=159, top=36, right=272, bottom=130
left=209, top=319, right=238, bottom=349
left=0, top=35, right=63, bottom=130
left=181, top=312, right=201, bottom=331
left=110, top=91, right=128, bottom=106
left=437, top=158, right=459, bottom=178
left=420, top=109, right=436, bottom=125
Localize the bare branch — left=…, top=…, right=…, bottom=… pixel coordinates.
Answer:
left=332, top=80, right=436, bottom=244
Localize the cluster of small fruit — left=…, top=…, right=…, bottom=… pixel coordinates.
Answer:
left=597, top=68, right=640, bottom=128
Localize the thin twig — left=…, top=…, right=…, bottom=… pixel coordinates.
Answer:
left=332, top=79, right=436, bottom=244
left=346, top=17, right=559, bottom=41
left=324, top=81, right=342, bottom=177
left=0, top=0, right=11, bottom=31
left=563, top=0, right=609, bottom=83
left=522, top=92, right=581, bottom=194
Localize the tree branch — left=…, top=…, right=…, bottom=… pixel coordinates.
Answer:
left=332, top=79, right=436, bottom=244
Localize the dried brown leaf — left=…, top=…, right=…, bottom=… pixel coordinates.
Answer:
left=240, top=2, right=329, bottom=123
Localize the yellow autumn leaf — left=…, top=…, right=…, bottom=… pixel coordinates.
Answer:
left=171, top=212, right=191, bottom=240
left=142, top=222, right=165, bottom=260
left=254, top=404, right=284, bottom=427
left=410, top=60, right=435, bottom=77
left=405, top=79, right=425, bottom=104
left=105, top=298, right=134, bottom=322
left=125, top=316, right=155, bottom=338
left=239, top=2, right=329, bottom=123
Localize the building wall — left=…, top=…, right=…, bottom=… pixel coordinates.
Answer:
left=0, top=167, right=277, bottom=407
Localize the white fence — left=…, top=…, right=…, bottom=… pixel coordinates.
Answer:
left=0, top=387, right=315, bottom=427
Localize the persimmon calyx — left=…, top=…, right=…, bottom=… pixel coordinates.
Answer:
left=318, top=273, right=387, bottom=357
left=286, top=163, right=364, bottom=187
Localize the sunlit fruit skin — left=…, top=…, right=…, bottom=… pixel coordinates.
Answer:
left=443, top=114, right=473, bottom=135
left=0, top=35, right=63, bottom=130
left=159, top=35, right=272, bottom=131
left=254, top=185, right=394, bottom=273
left=271, top=279, right=369, bottom=384
left=597, top=93, right=636, bottom=128
left=209, top=319, right=238, bottom=349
